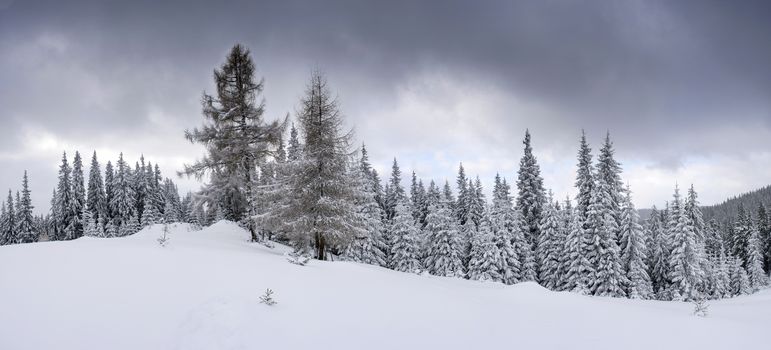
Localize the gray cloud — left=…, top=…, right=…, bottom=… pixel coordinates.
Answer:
left=1, top=0, right=770, bottom=212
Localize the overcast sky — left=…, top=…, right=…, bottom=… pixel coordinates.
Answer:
left=1, top=0, right=770, bottom=214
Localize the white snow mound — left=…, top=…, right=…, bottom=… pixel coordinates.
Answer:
left=1, top=221, right=769, bottom=350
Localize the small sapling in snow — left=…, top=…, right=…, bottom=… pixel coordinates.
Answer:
left=157, top=224, right=170, bottom=247
left=287, top=251, right=310, bottom=266
left=692, top=297, right=709, bottom=317
left=260, top=288, right=277, bottom=306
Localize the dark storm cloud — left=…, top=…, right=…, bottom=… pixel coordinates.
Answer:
left=1, top=0, right=771, bottom=210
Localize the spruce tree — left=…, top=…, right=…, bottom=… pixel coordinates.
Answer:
left=575, top=131, right=594, bottom=230
left=67, top=151, right=86, bottom=240
left=424, top=200, right=464, bottom=278
left=384, top=158, right=406, bottom=221
left=86, top=151, right=107, bottom=222
left=54, top=152, right=72, bottom=241
left=16, top=171, right=36, bottom=243
left=455, top=163, right=469, bottom=225
left=619, top=187, right=653, bottom=299
left=746, top=223, right=767, bottom=290
left=563, top=208, right=593, bottom=294
left=586, top=176, right=626, bottom=297
left=104, top=161, right=115, bottom=224
left=111, top=153, right=136, bottom=234
left=468, top=212, right=503, bottom=282
left=516, top=130, right=546, bottom=253
left=668, top=185, right=703, bottom=301
left=140, top=194, right=161, bottom=227
left=647, top=206, right=670, bottom=298
left=536, top=197, right=562, bottom=290
left=459, top=220, right=476, bottom=277
left=555, top=197, right=574, bottom=290
left=728, top=256, right=751, bottom=296
left=0, top=202, right=9, bottom=245
left=345, top=155, right=387, bottom=267
left=596, top=133, right=624, bottom=244
left=2, top=193, right=16, bottom=244
left=389, top=200, right=423, bottom=273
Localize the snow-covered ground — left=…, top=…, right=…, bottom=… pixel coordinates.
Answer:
left=1, top=222, right=768, bottom=350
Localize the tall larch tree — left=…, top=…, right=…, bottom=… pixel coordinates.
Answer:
left=270, top=71, right=359, bottom=260
left=181, top=44, right=285, bottom=238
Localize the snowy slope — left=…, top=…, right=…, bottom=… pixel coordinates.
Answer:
left=1, top=222, right=768, bottom=350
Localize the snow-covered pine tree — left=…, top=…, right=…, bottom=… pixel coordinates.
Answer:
left=574, top=131, right=594, bottom=228
left=344, top=152, right=387, bottom=267
left=104, top=161, right=115, bottom=225
left=709, top=251, right=731, bottom=299
left=586, top=174, right=626, bottom=297
left=105, top=220, right=118, bottom=238
left=468, top=210, right=503, bottom=282
left=466, top=177, right=485, bottom=228
left=181, top=44, right=285, bottom=238
left=409, top=171, right=423, bottom=223
left=704, top=219, right=725, bottom=258
left=668, top=185, right=703, bottom=301
left=647, top=206, right=670, bottom=298
left=54, top=152, right=72, bottom=241
left=16, top=171, right=36, bottom=243
left=562, top=207, right=593, bottom=294
left=619, top=186, right=653, bottom=299
left=732, top=204, right=750, bottom=266
left=746, top=222, right=767, bottom=290
left=728, top=255, right=751, bottom=296
left=459, top=219, right=476, bottom=277
left=442, top=181, right=455, bottom=205
left=536, top=195, right=562, bottom=290
left=596, top=133, right=624, bottom=245
left=141, top=193, right=161, bottom=227
left=490, top=174, right=520, bottom=284
left=389, top=200, right=423, bottom=273
left=1, top=193, right=16, bottom=244
left=455, top=163, right=469, bottom=225
left=384, top=158, right=406, bottom=221
left=111, top=153, right=136, bottom=235
left=756, top=204, right=770, bottom=274
left=66, top=151, right=85, bottom=240
left=86, top=151, right=107, bottom=223
left=120, top=214, right=140, bottom=236
left=0, top=202, right=8, bottom=245
left=555, top=197, right=574, bottom=290
left=83, top=208, right=98, bottom=237
left=424, top=200, right=464, bottom=278
left=516, top=131, right=546, bottom=256
left=132, top=159, right=147, bottom=225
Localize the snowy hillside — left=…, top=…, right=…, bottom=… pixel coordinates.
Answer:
left=1, top=222, right=768, bottom=350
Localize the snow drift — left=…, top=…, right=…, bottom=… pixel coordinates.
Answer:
left=1, top=221, right=768, bottom=350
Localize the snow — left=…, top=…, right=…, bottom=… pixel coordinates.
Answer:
left=1, top=221, right=768, bottom=350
